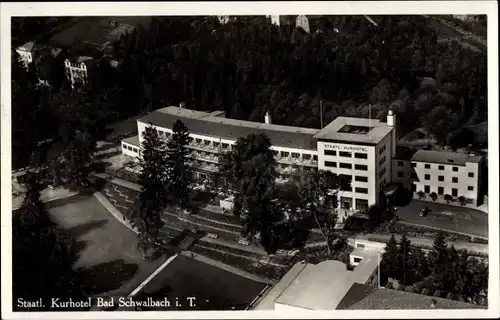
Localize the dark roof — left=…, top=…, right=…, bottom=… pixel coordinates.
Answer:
left=138, top=107, right=320, bottom=150
left=337, top=284, right=484, bottom=310
left=411, top=150, right=483, bottom=166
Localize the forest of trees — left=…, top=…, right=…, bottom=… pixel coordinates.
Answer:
left=12, top=15, right=487, bottom=168
left=381, top=233, right=488, bottom=303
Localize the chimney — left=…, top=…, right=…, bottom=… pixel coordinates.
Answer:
left=264, top=111, right=272, bottom=125
left=387, top=109, right=396, bottom=127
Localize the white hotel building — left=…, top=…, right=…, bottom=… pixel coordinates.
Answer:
left=121, top=106, right=399, bottom=214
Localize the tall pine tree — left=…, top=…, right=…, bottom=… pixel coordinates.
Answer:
left=132, top=125, right=168, bottom=258
left=166, top=120, right=191, bottom=210
left=396, top=233, right=412, bottom=285
left=427, top=232, right=449, bottom=290
left=381, top=234, right=399, bottom=283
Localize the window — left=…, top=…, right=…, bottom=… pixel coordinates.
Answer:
left=273, top=150, right=279, bottom=156
left=397, top=172, right=404, bottom=178
left=339, top=162, right=352, bottom=169
left=452, top=188, right=458, bottom=197
left=355, top=187, right=368, bottom=194
left=438, top=176, right=444, bottom=182
left=158, top=131, right=164, bottom=137
left=313, top=155, right=318, bottom=161
left=355, top=164, right=368, bottom=171
left=213, top=142, right=220, bottom=148
left=353, top=257, right=362, bottom=263
left=468, top=186, right=474, bottom=191
left=356, top=243, right=366, bottom=249
left=339, top=151, right=352, bottom=157
left=195, top=138, right=202, bottom=144
left=452, top=177, right=458, bottom=183
left=291, top=152, right=300, bottom=159
left=438, top=165, right=445, bottom=170
left=303, top=154, right=311, bottom=160
left=324, top=150, right=336, bottom=156
left=468, top=172, right=474, bottom=178
left=397, top=161, right=404, bottom=166
left=452, top=167, right=459, bottom=172
left=412, top=163, right=417, bottom=167
left=424, top=174, right=430, bottom=180
left=411, top=183, right=417, bottom=192
left=355, top=176, right=368, bottom=182
left=325, top=161, right=337, bottom=167
left=467, top=198, right=474, bottom=204
left=356, top=199, right=369, bottom=211
left=425, top=164, right=431, bottom=169
left=438, top=186, right=444, bottom=195
left=424, top=185, right=430, bottom=193
left=355, top=152, right=368, bottom=159
left=222, top=143, right=229, bottom=149
left=281, top=151, right=289, bottom=158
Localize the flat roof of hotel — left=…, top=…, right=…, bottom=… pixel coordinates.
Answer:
left=138, top=106, right=320, bottom=150
left=411, top=150, right=483, bottom=166
left=313, top=117, right=393, bottom=145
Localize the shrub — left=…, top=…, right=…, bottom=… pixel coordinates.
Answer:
left=430, top=192, right=438, bottom=201
left=446, top=292, right=454, bottom=300
left=404, top=285, right=415, bottom=293
left=458, top=196, right=467, bottom=206
left=417, top=190, right=426, bottom=200
left=385, top=282, right=393, bottom=289
left=444, top=194, right=453, bottom=203
left=421, top=288, right=431, bottom=295
left=433, top=290, right=442, bottom=297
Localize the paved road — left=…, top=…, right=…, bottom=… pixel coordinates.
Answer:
left=394, top=200, right=488, bottom=238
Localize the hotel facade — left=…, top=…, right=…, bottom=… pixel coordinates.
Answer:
left=121, top=106, right=483, bottom=212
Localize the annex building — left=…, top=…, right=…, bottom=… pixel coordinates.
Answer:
left=121, top=105, right=484, bottom=212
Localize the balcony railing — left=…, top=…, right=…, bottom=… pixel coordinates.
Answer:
left=275, top=155, right=318, bottom=167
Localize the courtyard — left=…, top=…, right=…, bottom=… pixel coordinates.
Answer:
left=47, top=195, right=171, bottom=301
left=126, top=254, right=269, bottom=311
left=394, top=199, right=488, bottom=238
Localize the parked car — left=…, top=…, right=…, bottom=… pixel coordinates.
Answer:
left=419, top=206, right=431, bottom=217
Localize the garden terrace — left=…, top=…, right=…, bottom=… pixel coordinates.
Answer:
left=191, top=207, right=243, bottom=226
left=373, top=220, right=488, bottom=244
left=191, top=243, right=289, bottom=281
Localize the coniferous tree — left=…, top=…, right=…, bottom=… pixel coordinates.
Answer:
left=132, top=125, right=168, bottom=258
left=396, top=233, right=412, bottom=285
left=427, top=232, right=449, bottom=290
left=381, top=234, right=399, bottom=282
left=166, top=120, right=191, bottom=210
left=411, top=246, right=430, bottom=281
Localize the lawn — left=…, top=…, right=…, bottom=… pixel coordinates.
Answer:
left=394, top=200, right=488, bottom=238
left=47, top=195, right=170, bottom=300
left=126, top=255, right=268, bottom=310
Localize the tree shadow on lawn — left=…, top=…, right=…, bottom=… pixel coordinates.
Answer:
left=65, top=219, right=109, bottom=238
left=77, top=259, right=139, bottom=295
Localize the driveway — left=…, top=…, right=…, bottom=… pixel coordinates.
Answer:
left=47, top=195, right=170, bottom=300
left=394, top=200, right=488, bottom=238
